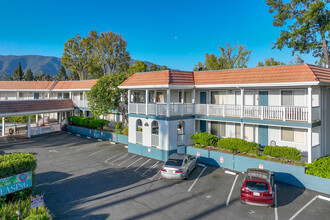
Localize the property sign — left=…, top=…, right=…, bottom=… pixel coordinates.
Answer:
left=197, top=152, right=200, bottom=157
left=31, top=196, right=44, bottom=209
left=0, top=171, right=32, bottom=196
left=259, top=164, right=264, bottom=169
left=148, top=148, right=151, bottom=153
left=220, top=156, right=224, bottom=163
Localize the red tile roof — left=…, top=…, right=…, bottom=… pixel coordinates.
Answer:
left=119, top=64, right=330, bottom=87
left=0, top=80, right=98, bottom=90
left=0, top=99, right=74, bottom=116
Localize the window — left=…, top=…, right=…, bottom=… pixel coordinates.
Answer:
left=156, top=91, right=167, bottom=103
left=57, top=93, right=63, bottom=99
left=244, top=125, right=254, bottom=142
left=211, top=91, right=226, bottom=104
left=148, top=91, right=155, bottom=103
left=63, top=93, right=70, bottom=99
left=133, top=91, right=145, bottom=103
left=244, top=91, right=254, bottom=105
left=80, top=92, right=84, bottom=100
left=19, top=92, right=24, bottom=98
left=211, top=122, right=226, bottom=137
left=235, top=124, right=241, bottom=138
left=281, top=91, right=293, bottom=106
left=235, top=91, right=241, bottom=105
left=177, top=121, right=184, bottom=135
left=152, top=121, right=159, bottom=134
left=185, top=91, right=192, bottom=103
left=136, top=119, right=143, bottom=132
left=281, top=127, right=305, bottom=143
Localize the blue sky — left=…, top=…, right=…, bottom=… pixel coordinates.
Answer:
left=0, top=0, right=317, bottom=70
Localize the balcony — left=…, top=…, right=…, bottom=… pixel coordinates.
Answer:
left=129, top=103, right=194, bottom=116
left=129, top=103, right=309, bottom=122
left=72, top=100, right=89, bottom=108
left=195, top=104, right=308, bottom=122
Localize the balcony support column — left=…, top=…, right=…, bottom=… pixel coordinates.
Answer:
left=166, top=89, right=171, bottom=117
left=181, top=90, right=185, bottom=116
left=1, top=117, right=5, bottom=136
left=128, top=90, right=131, bottom=113
left=241, top=123, right=244, bottom=140
left=36, top=114, right=39, bottom=127
left=192, top=89, right=196, bottom=115
left=308, top=86, right=312, bottom=123
left=145, top=89, right=149, bottom=115
left=240, top=89, right=244, bottom=118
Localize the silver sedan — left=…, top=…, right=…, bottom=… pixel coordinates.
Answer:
left=161, top=153, right=198, bottom=180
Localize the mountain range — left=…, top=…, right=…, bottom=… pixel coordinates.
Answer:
left=0, top=55, right=163, bottom=79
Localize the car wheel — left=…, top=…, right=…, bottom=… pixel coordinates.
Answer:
left=195, top=161, right=198, bottom=169
left=185, top=171, right=189, bottom=180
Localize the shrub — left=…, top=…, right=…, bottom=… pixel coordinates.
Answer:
left=217, top=138, right=259, bottom=155
left=0, top=195, right=50, bottom=219
left=115, top=122, right=124, bottom=134
left=305, top=156, right=330, bottom=179
left=190, top=131, right=220, bottom=147
left=68, top=116, right=108, bottom=129
left=122, top=126, right=128, bottom=136
left=263, top=145, right=301, bottom=162
left=0, top=153, right=37, bottom=202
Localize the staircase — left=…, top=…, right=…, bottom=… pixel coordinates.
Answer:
left=42, top=81, right=58, bottom=99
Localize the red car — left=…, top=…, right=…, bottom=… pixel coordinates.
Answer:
left=241, top=168, right=275, bottom=207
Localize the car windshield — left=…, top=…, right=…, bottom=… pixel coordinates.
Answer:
left=245, top=181, right=269, bottom=191
left=165, top=159, right=183, bottom=167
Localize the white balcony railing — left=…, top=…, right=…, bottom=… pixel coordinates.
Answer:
left=72, top=100, right=89, bottom=108
left=129, top=103, right=309, bottom=122
left=30, top=124, right=61, bottom=136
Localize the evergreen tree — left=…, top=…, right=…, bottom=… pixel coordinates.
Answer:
left=149, top=64, right=160, bottom=71
left=24, top=68, right=34, bottom=81
left=12, top=62, right=24, bottom=81
left=56, top=66, right=68, bottom=80
left=68, top=71, right=79, bottom=80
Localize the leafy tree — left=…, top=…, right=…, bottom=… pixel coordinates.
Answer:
left=62, top=34, right=100, bottom=80
left=56, top=66, right=67, bottom=80
left=92, top=30, right=131, bottom=75
left=266, top=0, right=330, bottom=67
left=87, top=72, right=130, bottom=122
left=257, top=57, right=286, bottom=67
left=24, top=68, right=34, bottom=81
left=68, top=71, right=79, bottom=80
left=128, top=61, right=148, bottom=74
left=149, top=64, right=160, bottom=71
left=193, top=43, right=252, bottom=71
left=161, top=65, right=170, bottom=70
left=13, top=62, right=24, bottom=81
left=34, top=71, right=52, bottom=81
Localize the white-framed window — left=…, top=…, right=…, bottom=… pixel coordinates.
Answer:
left=235, top=91, right=241, bottom=105
left=156, top=91, right=167, bottom=103
left=136, top=119, right=143, bottom=132
left=244, top=124, right=254, bottom=142
left=244, top=91, right=254, bottom=105
left=281, top=127, right=305, bottom=143
left=177, top=121, right=184, bottom=135
left=211, top=91, right=226, bottom=104
left=281, top=90, right=306, bottom=106
left=152, top=121, right=159, bottom=135
left=57, top=93, right=63, bottom=99
left=63, top=93, right=70, bottom=99
left=211, top=121, right=226, bottom=137
left=235, top=123, right=241, bottom=138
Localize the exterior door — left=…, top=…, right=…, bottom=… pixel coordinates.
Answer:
left=200, top=120, right=207, bottom=132
left=200, top=92, right=207, bottom=104
left=259, top=91, right=268, bottom=106
left=258, top=125, right=268, bottom=148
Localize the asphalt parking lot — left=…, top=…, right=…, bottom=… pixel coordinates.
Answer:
left=1, top=132, right=330, bottom=220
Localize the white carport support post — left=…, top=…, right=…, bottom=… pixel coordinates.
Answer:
left=240, top=88, right=244, bottom=118
left=27, top=115, right=31, bottom=138
left=36, top=114, right=39, bottom=127
left=59, top=112, right=63, bottom=127
left=64, top=112, right=67, bottom=124
left=1, top=117, right=5, bottom=136
left=146, top=89, right=149, bottom=115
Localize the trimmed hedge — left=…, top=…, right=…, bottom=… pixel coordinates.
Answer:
left=68, top=116, right=108, bottom=129
left=305, top=156, right=330, bottom=179
left=190, top=131, right=220, bottom=147
left=263, top=145, right=301, bottom=162
left=0, top=153, right=37, bottom=202
left=217, top=138, right=259, bottom=155
left=0, top=195, right=50, bottom=220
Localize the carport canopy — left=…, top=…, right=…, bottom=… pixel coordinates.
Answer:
left=0, top=99, right=75, bottom=137
left=0, top=99, right=74, bottom=117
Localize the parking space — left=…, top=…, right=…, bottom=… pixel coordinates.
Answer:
left=1, top=132, right=329, bottom=220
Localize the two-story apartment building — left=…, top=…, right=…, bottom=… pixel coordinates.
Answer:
left=119, top=64, right=330, bottom=163
left=0, top=80, right=122, bottom=122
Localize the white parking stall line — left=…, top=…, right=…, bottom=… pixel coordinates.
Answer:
left=142, top=161, right=159, bottom=176
left=76, top=144, right=96, bottom=151
left=318, top=195, right=330, bottom=202
left=150, top=169, right=162, bottom=181
left=188, top=166, right=207, bottom=192
left=274, top=184, right=278, bottom=220
left=118, top=155, right=136, bottom=166
left=126, top=157, right=143, bottom=168
left=111, top=153, right=129, bottom=164
left=104, top=153, right=124, bottom=163
left=88, top=145, right=117, bottom=156
left=289, top=196, right=318, bottom=220
left=226, top=174, right=239, bottom=206
left=135, top=159, right=151, bottom=171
